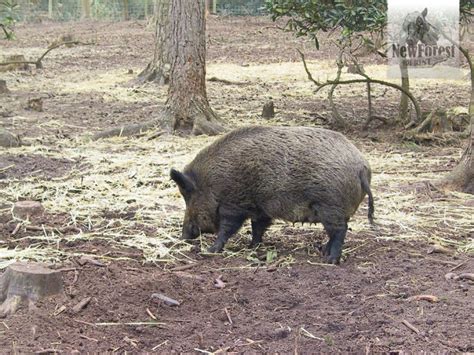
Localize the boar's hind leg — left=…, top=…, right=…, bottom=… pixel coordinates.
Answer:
left=250, top=216, right=272, bottom=248
left=208, top=209, right=246, bottom=253
left=322, top=222, right=348, bottom=264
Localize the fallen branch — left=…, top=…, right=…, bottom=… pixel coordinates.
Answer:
left=459, top=273, right=474, bottom=281
left=25, top=225, right=82, bottom=234
left=407, top=294, right=439, bottom=303
left=0, top=41, right=94, bottom=69
left=169, top=263, right=197, bottom=272
left=208, top=77, right=248, bottom=86
left=91, top=120, right=161, bottom=141
left=297, top=49, right=422, bottom=123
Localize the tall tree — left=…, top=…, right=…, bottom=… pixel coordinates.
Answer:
left=136, top=0, right=171, bottom=85
left=162, top=0, right=224, bottom=135
left=94, top=0, right=224, bottom=140
left=437, top=2, right=473, bottom=194
left=439, top=47, right=473, bottom=194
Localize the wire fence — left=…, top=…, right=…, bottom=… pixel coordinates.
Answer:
left=12, top=0, right=267, bottom=22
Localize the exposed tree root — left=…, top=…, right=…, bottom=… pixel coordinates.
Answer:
left=168, top=98, right=226, bottom=136
left=437, top=122, right=473, bottom=194
left=91, top=119, right=162, bottom=141
left=91, top=103, right=225, bottom=141
left=134, top=63, right=170, bottom=86
left=192, top=113, right=226, bottom=136
left=364, top=115, right=388, bottom=129
left=207, top=77, right=249, bottom=86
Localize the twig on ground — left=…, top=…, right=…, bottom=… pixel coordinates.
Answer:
left=146, top=308, right=157, bottom=320
left=459, top=273, right=474, bottom=281
left=402, top=319, right=420, bottom=334
left=80, top=334, right=98, bottom=342
left=72, top=318, right=96, bottom=327
left=407, top=294, right=439, bottom=303
left=224, top=307, right=233, bottom=324
left=11, top=223, right=21, bottom=236
left=449, top=261, right=467, bottom=272
left=152, top=340, right=169, bottom=350
left=170, top=263, right=196, bottom=271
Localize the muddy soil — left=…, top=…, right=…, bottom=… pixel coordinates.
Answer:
left=0, top=239, right=473, bottom=353
left=0, top=16, right=473, bottom=353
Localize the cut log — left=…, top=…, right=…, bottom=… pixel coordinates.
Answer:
left=262, top=101, right=275, bottom=118
left=0, top=80, right=9, bottom=94
left=0, top=262, right=64, bottom=317
left=0, top=129, right=20, bottom=148
left=12, top=201, right=45, bottom=220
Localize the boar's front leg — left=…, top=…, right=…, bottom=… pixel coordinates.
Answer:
left=207, top=207, right=246, bottom=253
left=249, top=216, right=272, bottom=248
left=322, top=223, right=348, bottom=264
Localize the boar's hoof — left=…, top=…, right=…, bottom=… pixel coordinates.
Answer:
left=248, top=240, right=262, bottom=249
left=322, top=243, right=331, bottom=256
left=325, top=255, right=341, bottom=265
left=207, top=242, right=224, bottom=253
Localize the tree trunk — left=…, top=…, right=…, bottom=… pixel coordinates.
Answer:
left=81, top=0, right=91, bottom=19
left=91, top=0, right=224, bottom=140
left=160, top=0, right=224, bottom=135
left=123, top=0, right=130, bottom=21
left=439, top=47, right=474, bottom=194
left=205, top=0, right=212, bottom=15
left=399, top=59, right=410, bottom=122
left=136, top=0, right=171, bottom=85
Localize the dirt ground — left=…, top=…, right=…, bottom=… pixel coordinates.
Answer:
left=0, top=16, right=473, bottom=353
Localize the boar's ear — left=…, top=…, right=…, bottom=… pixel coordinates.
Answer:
left=421, top=8, right=428, bottom=18
left=170, top=169, right=195, bottom=195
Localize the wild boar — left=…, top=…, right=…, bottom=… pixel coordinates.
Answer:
left=170, top=126, right=374, bottom=264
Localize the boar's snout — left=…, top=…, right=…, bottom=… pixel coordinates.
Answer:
left=182, top=222, right=200, bottom=240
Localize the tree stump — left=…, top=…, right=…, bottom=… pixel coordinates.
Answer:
left=262, top=101, right=275, bottom=118
left=0, top=262, right=64, bottom=317
left=0, top=55, right=29, bottom=72
left=0, top=129, right=21, bottom=148
left=0, top=80, right=9, bottom=95
left=12, top=201, right=45, bottom=220
left=26, top=98, right=44, bottom=112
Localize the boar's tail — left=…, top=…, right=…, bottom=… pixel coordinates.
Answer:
left=360, top=167, right=374, bottom=224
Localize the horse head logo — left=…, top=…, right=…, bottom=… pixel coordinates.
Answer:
left=401, top=8, right=439, bottom=46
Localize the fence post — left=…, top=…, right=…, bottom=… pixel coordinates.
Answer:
left=48, top=0, right=53, bottom=19
left=81, top=0, right=91, bottom=19
left=123, top=0, right=129, bottom=20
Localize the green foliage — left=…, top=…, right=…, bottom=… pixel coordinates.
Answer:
left=265, top=0, right=387, bottom=48
left=0, top=0, right=18, bottom=39
left=266, top=0, right=472, bottom=49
